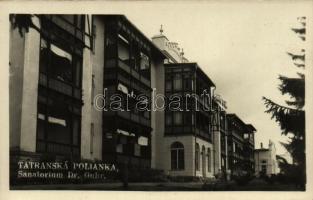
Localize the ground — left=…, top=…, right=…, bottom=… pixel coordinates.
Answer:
left=11, top=178, right=303, bottom=191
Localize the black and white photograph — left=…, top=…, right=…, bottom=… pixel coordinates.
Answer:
left=1, top=0, right=313, bottom=198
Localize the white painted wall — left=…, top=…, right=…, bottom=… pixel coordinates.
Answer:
left=90, top=16, right=105, bottom=160
left=9, top=18, right=26, bottom=149
left=80, top=16, right=93, bottom=160
left=150, top=56, right=165, bottom=168
left=19, top=16, right=41, bottom=152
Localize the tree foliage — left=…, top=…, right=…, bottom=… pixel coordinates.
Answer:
left=262, top=17, right=306, bottom=188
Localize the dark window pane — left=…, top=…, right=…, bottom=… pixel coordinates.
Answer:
left=171, top=149, right=177, bottom=170
left=165, top=80, right=172, bottom=91
left=195, top=143, right=200, bottom=171
left=165, top=113, right=172, bottom=126
left=39, top=38, right=49, bottom=74
left=118, top=34, right=130, bottom=63
left=73, top=117, right=80, bottom=145
left=178, top=149, right=185, bottom=169
left=37, top=104, right=46, bottom=140
left=184, top=78, right=191, bottom=90
left=174, top=112, right=182, bottom=125
left=74, top=58, right=82, bottom=87
left=207, top=148, right=211, bottom=172
left=171, top=142, right=184, bottom=170
left=173, top=74, right=182, bottom=90
left=47, top=96, right=71, bottom=145
left=50, top=43, right=72, bottom=83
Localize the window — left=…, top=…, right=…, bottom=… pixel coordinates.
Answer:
left=202, top=146, right=206, bottom=172
left=140, top=52, right=149, bottom=70
left=207, top=148, right=211, bottom=172
left=40, top=38, right=73, bottom=83
left=261, top=165, right=267, bottom=174
left=173, top=74, right=182, bottom=91
left=171, top=142, right=184, bottom=170
left=118, top=34, right=130, bottom=63
left=37, top=95, right=81, bottom=156
left=140, top=52, right=150, bottom=79
left=165, top=80, right=172, bottom=91
left=183, top=112, right=192, bottom=126
left=36, top=15, right=84, bottom=157
left=165, top=113, right=172, bottom=126
left=195, top=143, right=200, bottom=171
left=173, top=112, right=182, bottom=125
left=183, top=75, right=192, bottom=90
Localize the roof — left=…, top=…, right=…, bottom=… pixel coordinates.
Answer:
left=165, top=62, right=216, bottom=87
left=152, top=34, right=169, bottom=41
left=227, top=114, right=257, bottom=133
left=227, top=113, right=246, bottom=128
left=97, top=15, right=167, bottom=59
left=246, top=124, right=257, bottom=133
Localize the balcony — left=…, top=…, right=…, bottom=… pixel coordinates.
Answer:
left=117, top=59, right=150, bottom=87
left=39, top=73, right=81, bottom=99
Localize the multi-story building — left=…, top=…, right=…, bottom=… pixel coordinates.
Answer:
left=254, top=141, right=280, bottom=176
left=97, top=15, right=166, bottom=169
left=9, top=15, right=93, bottom=162
left=243, top=124, right=256, bottom=173
left=152, top=31, right=217, bottom=178
left=226, top=114, right=256, bottom=175
left=9, top=14, right=166, bottom=174
left=160, top=62, right=215, bottom=178
left=9, top=14, right=258, bottom=182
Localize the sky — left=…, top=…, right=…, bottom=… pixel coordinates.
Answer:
left=105, top=1, right=312, bottom=158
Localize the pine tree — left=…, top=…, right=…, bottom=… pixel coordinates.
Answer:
left=262, top=17, right=306, bottom=188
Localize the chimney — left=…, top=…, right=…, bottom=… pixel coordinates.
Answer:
left=260, top=142, right=263, bottom=149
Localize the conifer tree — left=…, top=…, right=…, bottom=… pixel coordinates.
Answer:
left=262, top=17, right=306, bottom=188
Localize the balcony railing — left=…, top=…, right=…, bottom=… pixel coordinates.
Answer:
left=39, top=73, right=82, bottom=99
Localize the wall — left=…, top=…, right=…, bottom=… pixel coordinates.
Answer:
left=90, top=16, right=105, bottom=160
left=19, top=16, right=41, bottom=152
left=150, top=56, right=165, bottom=169
left=9, top=19, right=26, bottom=149
left=80, top=15, right=93, bottom=160
left=213, top=130, right=221, bottom=173
left=254, top=149, right=279, bottom=176
left=9, top=16, right=41, bottom=153
left=195, top=136, right=214, bottom=178
left=158, top=135, right=214, bottom=178
left=161, top=135, right=195, bottom=176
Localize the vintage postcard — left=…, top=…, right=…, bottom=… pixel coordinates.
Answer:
left=0, top=0, right=312, bottom=199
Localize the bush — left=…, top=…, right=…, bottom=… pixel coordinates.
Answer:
left=126, top=168, right=168, bottom=182
left=168, top=176, right=201, bottom=182
left=232, top=173, right=254, bottom=186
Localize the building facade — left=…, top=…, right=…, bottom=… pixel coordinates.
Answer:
left=10, top=14, right=93, bottom=160
left=9, top=14, right=258, bottom=182
left=254, top=141, right=280, bottom=176
left=9, top=14, right=165, bottom=169
left=226, top=114, right=256, bottom=175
